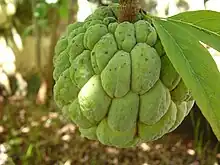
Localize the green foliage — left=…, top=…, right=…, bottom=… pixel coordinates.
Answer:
left=169, top=10, right=220, bottom=52
left=22, top=0, right=71, bottom=38
left=34, top=2, right=48, bottom=19
left=53, top=4, right=195, bottom=148
left=152, top=11, right=220, bottom=141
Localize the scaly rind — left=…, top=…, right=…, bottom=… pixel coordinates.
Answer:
left=108, top=3, right=119, bottom=19
left=171, top=79, right=192, bottom=103
left=154, top=39, right=165, bottom=57
left=84, top=6, right=114, bottom=22
left=85, top=14, right=104, bottom=22
left=131, top=43, right=161, bottom=94
left=139, top=80, right=171, bottom=125
left=53, top=68, right=79, bottom=109
left=79, top=126, right=98, bottom=140
left=96, top=119, right=136, bottom=148
left=135, top=20, right=157, bottom=46
left=93, top=6, right=114, bottom=19
left=185, top=100, right=195, bottom=116
left=169, top=102, right=188, bottom=132
left=103, top=17, right=117, bottom=26
left=108, top=22, right=118, bottom=34
left=53, top=50, right=70, bottom=81
left=138, top=101, right=177, bottom=141
left=108, top=91, right=139, bottom=132
left=83, top=20, right=103, bottom=29
left=68, top=99, right=94, bottom=128
left=69, top=50, right=94, bottom=88
left=53, top=36, right=68, bottom=66
left=101, top=50, right=131, bottom=98
left=115, top=22, right=136, bottom=52
left=91, top=33, right=118, bottom=74
left=53, top=47, right=68, bottom=67
left=54, top=36, right=68, bottom=57
left=83, top=24, right=108, bottom=50
left=68, top=27, right=86, bottom=43
left=67, top=22, right=84, bottom=35
left=160, top=55, right=181, bottom=91
left=53, top=4, right=195, bottom=148
left=78, top=75, right=111, bottom=124
left=147, top=28, right=157, bottom=46
left=61, top=104, right=71, bottom=121
left=68, top=33, right=85, bottom=63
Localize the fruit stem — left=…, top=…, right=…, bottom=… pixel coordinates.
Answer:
left=118, top=0, right=140, bottom=23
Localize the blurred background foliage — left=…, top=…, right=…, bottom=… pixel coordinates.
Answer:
left=0, top=0, right=220, bottom=164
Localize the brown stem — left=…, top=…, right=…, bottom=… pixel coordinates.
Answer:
left=32, top=0, right=43, bottom=77
left=68, top=0, right=74, bottom=24
left=118, top=0, right=140, bottom=23
left=46, top=7, right=60, bottom=103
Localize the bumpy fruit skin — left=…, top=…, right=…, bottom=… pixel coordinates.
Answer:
left=53, top=4, right=194, bottom=148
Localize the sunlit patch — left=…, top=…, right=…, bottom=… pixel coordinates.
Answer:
left=58, top=124, right=76, bottom=135
left=0, top=144, right=6, bottom=153
left=155, top=144, right=163, bottom=150
left=0, top=46, right=16, bottom=76
left=111, top=158, right=118, bottom=164
left=20, top=126, right=30, bottom=133
left=0, top=126, right=4, bottom=133
left=90, top=141, right=99, bottom=148
left=64, top=160, right=72, bottom=165
left=140, top=143, right=151, bottom=152
left=45, top=0, right=58, bottom=4
left=187, top=149, right=195, bottom=156
left=41, top=115, right=48, bottom=122
left=142, top=163, right=150, bottom=165
left=205, top=0, right=220, bottom=11
left=44, top=119, right=52, bottom=128
left=48, top=112, right=59, bottom=119
left=77, top=0, right=98, bottom=22
left=19, top=109, right=26, bottom=122
left=212, top=55, right=220, bottom=72
left=175, top=140, right=182, bottom=147
left=199, top=41, right=220, bottom=72
left=0, top=37, right=6, bottom=48
left=0, top=153, right=8, bottom=165
left=12, top=27, right=23, bottom=51
left=187, top=0, right=205, bottom=10
left=30, top=121, right=40, bottom=127
left=61, top=134, right=71, bottom=142
left=105, top=147, right=119, bottom=154
left=6, top=2, right=16, bottom=16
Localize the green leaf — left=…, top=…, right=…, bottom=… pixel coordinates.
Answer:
left=152, top=18, right=220, bottom=140
left=168, top=10, right=220, bottom=52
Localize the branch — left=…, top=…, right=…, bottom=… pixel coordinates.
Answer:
left=118, top=0, right=140, bottom=23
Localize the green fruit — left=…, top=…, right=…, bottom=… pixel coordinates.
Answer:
left=79, top=126, right=97, bottom=140
left=139, top=101, right=177, bottom=141
left=53, top=4, right=194, bottom=148
left=160, top=55, right=181, bottom=91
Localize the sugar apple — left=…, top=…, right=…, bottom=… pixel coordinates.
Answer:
left=53, top=4, right=195, bottom=148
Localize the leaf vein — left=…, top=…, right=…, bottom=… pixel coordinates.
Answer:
left=168, top=18, right=220, bottom=37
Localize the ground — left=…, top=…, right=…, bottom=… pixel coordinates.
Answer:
left=0, top=98, right=219, bottom=165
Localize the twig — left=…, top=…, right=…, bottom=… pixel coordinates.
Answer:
left=118, top=0, right=141, bottom=23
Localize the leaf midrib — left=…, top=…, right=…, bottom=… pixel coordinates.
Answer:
left=167, top=17, right=220, bottom=37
